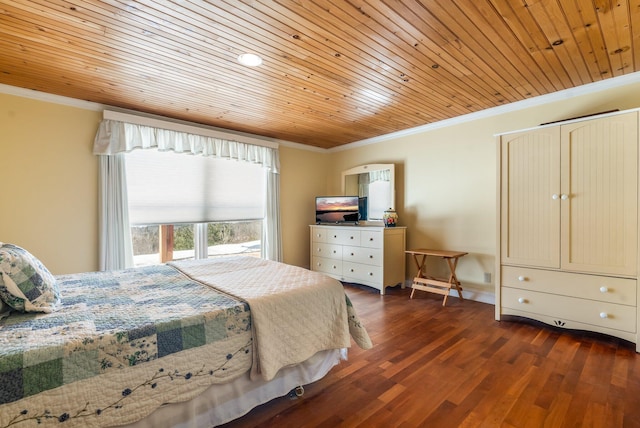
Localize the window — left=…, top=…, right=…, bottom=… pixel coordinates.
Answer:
left=131, top=221, right=262, bottom=266
left=125, top=149, right=266, bottom=266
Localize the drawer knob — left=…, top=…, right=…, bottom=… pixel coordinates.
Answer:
left=350, top=268, right=354, bottom=272
left=552, top=194, right=559, bottom=200
left=561, top=194, right=569, bottom=200
left=600, top=312, right=608, bottom=319
left=517, top=297, right=526, bottom=304
left=369, top=272, right=373, bottom=276
left=350, top=236, right=354, bottom=239
left=518, top=276, right=526, bottom=281
left=333, top=235, right=337, bottom=238
left=369, top=238, right=374, bottom=241
left=350, top=253, right=354, bottom=256
left=599, top=286, right=609, bottom=293
left=369, top=255, right=373, bottom=258
left=332, top=265, right=337, bottom=269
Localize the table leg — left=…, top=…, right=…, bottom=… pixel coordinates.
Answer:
left=445, top=257, right=464, bottom=302
left=410, top=254, right=427, bottom=299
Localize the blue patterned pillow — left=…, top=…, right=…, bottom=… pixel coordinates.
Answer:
left=0, top=243, right=60, bottom=313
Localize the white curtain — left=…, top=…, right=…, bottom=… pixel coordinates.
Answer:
left=262, top=171, right=282, bottom=261
left=94, top=119, right=282, bottom=270
left=98, top=154, right=134, bottom=270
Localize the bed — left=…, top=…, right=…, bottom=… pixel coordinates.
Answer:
left=0, top=244, right=371, bottom=428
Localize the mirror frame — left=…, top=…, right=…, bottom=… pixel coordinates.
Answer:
left=341, top=163, right=395, bottom=223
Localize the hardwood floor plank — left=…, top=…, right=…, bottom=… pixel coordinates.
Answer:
left=221, top=284, right=640, bottom=428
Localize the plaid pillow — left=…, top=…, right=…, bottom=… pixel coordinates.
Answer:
left=0, top=243, right=60, bottom=313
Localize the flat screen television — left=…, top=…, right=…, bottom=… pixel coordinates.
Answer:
left=315, top=196, right=360, bottom=224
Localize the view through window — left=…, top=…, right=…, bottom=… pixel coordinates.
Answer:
left=131, top=221, right=261, bottom=266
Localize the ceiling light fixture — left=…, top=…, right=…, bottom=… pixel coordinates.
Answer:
left=237, top=53, right=263, bottom=67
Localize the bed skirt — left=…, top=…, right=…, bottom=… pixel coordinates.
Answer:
left=119, top=348, right=345, bottom=428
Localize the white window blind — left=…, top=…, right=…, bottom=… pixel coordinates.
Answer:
left=125, top=149, right=265, bottom=225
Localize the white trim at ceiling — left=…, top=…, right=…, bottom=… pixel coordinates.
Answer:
left=330, top=71, right=640, bottom=152
left=3, top=71, right=640, bottom=153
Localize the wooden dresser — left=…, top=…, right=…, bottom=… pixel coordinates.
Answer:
left=496, top=110, right=639, bottom=350
left=310, top=225, right=406, bottom=295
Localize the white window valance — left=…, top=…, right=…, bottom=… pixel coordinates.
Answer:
left=93, top=119, right=279, bottom=173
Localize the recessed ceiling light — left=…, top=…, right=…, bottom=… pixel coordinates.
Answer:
left=237, top=53, right=263, bottom=67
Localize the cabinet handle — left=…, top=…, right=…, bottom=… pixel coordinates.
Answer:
left=600, top=312, right=608, bottom=319
left=333, top=250, right=337, bottom=254
left=350, top=253, right=354, bottom=256
left=561, top=194, right=569, bottom=200
left=552, top=194, right=559, bottom=200
left=332, top=265, right=337, bottom=269
left=369, top=238, right=374, bottom=241
left=600, top=286, right=609, bottom=293
left=368, top=272, right=373, bottom=276
left=518, top=276, right=526, bottom=281
left=518, top=297, right=526, bottom=304
left=369, top=255, right=373, bottom=258
left=350, top=268, right=354, bottom=272
left=350, top=236, right=354, bottom=239
left=317, top=248, right=321, bottom=252
left=333, top=235, right=337, bottom=238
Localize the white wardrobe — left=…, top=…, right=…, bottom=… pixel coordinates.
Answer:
left=496, top=109, right=640, bottom=350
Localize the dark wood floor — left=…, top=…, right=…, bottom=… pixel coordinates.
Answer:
left=221, top=284, right=640, bottom=428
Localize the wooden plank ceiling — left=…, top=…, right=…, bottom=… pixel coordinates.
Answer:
left=1, top=0, right=638, bottom=149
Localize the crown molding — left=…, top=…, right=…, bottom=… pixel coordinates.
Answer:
left=4, top=71, right=640, bottom=154
left=329, top=71, right=640, bottom=152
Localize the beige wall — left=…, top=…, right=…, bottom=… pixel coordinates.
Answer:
left=3, top=78, right=640, bottom=303
left=0, top=91, right=329, bottom=274
left=278, top=145, right=329, bottom=268
left=326, top=80, right=640, bottom=302
left=0, top=93, right=101, bottom=274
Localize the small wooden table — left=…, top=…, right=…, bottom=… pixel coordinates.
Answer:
left=405, top=249, right=468, bottom=306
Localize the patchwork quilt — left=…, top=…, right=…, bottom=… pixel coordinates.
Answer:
left=0, top=265, right=252, bottom=428
left=0, top=258, right=371, bottom=428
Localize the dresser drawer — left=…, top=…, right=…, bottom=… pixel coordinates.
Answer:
left=310, top=227, right=327, bottom=243
left=343, top=261, right=382, bottom=284
left=360, top=230, right=383, bottom=248
left=343, top=245, right=382, bottom=266
left=501, top=266, right=636, bottom=306
left=326, top=228, right=361, bottom=246
left=502, top=287, right=636, bottom=333
left=311, top=243, right=342, bottom=260
left=312, top=256, right=342, bottom=276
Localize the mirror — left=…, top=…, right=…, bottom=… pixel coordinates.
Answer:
left=342, top=164, right=395, bottom=222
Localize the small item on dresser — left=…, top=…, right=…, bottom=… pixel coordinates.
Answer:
left=383, top=208, right=398, bottom=227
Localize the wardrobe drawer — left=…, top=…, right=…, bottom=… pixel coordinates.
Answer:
left=326, top=229, right=361, bottom=246
left=312, top=256, right=342, bottom=276
left=360, top=230, right=383, bottom=248
left=343, top=261, right=382, bottom=284
left=501, top=266, right=636, bottom=306
left=502, top=287, right=636, bottom=333
left=343, top=245, right=382, bottom=266
left=311, top=243, right=342, bottom=260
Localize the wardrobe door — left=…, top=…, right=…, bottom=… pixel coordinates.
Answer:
left=560, top=112, right=638, bottom=276
left=500, top=127, right=561, bottom=268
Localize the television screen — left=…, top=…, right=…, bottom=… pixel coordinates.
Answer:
left=315, top=196, right=360, bottom=224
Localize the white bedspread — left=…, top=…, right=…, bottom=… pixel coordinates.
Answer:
left=171, top=257, right=372, bottom=381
